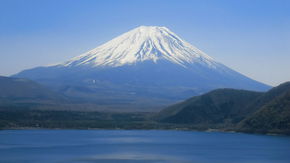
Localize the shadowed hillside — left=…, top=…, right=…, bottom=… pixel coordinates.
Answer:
left=157, top=82, right=290, bottom=135
left=0, top=76, right=67, bottom=105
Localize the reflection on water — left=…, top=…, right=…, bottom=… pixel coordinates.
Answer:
left=74, top=153, right=188, bottom=163
left=0, top=130, right=290, bottom=163
left=95, top=136, right=153, bottom=144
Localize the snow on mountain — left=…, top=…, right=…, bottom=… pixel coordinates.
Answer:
left=61, top=26, right=217, bottom=69
left=13, top=26, right=271, bottom=111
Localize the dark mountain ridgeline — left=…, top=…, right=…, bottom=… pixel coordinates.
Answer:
left=237, top=82, right=290, bottom=134
left=157, top=89, right=263, bottom=125
left=157, top=82, right=290, bottom=135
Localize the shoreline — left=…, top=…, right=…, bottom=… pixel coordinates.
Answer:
left=1, top=126, right=288, bottom=137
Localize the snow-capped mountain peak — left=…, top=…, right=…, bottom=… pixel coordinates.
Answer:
left=14, top=26, right=270, bottom=110
left=61, top=26, right=216, bottom=68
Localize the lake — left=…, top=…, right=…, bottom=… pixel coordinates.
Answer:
left=0, top=130, right=289, bottom=163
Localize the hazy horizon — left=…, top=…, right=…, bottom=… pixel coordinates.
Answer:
left=1, top=0, right=289, bottom=86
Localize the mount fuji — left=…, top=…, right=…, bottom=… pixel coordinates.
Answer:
left=14, top=26, right=270, bottom=110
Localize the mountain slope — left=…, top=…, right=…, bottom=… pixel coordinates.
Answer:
left=61, top=26, right=216, bottom=68
left=13, top=26, right=270, bottom=110
left=0, top=76, right=66, bottom=105
left=157, top=89, right=263, bottom=125
left=237, top=82, right=290, bottom=134
left=242, top=81, right=290, bottom=114
left=157, top=82, right=290, bottom=134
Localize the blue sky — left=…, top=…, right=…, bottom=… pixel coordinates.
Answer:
left=0, top=0, right=289, bottom=86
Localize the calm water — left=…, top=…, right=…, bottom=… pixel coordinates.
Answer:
left=0, top=130, right=290, bottom=163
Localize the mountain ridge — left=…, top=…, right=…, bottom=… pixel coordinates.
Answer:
left=157, top=81, right=290, bottom=134
left=0, top=76, right=67, bottom=105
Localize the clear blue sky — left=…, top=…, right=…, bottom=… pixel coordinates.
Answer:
left=0, top=0, right=289, bottom=86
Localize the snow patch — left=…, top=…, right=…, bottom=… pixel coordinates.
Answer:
left=60, top=26, right=218, bottom=69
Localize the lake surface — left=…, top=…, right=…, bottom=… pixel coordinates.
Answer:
left=0, top=130, right=290, bottom=163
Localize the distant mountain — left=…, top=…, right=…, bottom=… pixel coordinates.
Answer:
left=157, top=82, right=290, bottom=135
left=0, top=76, right=66, bottom=106
left=13, top=26, right=270, bottom=110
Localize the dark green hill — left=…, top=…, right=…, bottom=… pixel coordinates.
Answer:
left=157, top=82, right=290, bottom=135
left=158, top=89, right=263, bottom=126
left=237, top=82, right=290, bottom=135
left=240, top=81, right=290, bottom=116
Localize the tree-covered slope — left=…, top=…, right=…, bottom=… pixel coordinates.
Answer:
left=237, top=82, right=290, bottom=134
left=157, top=89, right=263, bottom=126
left=157, top=82, right=290, bottom=135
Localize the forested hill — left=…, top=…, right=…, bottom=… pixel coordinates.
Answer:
left=157, top=82, right=290, bottom=135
